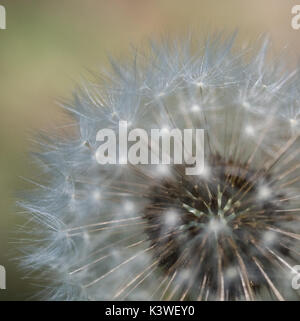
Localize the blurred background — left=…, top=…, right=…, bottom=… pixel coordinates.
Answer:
left=0, top=0, right=299, bottom=300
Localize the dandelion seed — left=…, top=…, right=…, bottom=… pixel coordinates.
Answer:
left=191, top=104, right=201, bottom=112
left=257, top=185, right=272, bottom=201
left=164, top=210, right=180, bottom=228
left=92, top=190, right=101, bottom=202
left=290, top=118, right=298, bottom=128
left=244, top=125, right=255, bottom=137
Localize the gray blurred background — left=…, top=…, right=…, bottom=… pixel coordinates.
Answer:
left=0, top=0, right=299, bottom=300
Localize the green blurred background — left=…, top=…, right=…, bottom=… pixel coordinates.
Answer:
left=0, top=0, right=299, bottom=300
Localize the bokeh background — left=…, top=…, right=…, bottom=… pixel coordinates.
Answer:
left=0, top=0, right=299, bottom=300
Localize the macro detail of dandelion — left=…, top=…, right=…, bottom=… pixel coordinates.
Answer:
left=19, top=35, right=300, bottom=300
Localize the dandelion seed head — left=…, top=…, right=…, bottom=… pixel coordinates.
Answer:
left=19, top=34, right=300, bottom=301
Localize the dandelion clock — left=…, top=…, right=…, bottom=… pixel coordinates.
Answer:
left=19, top=35, right=300, bottom=301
